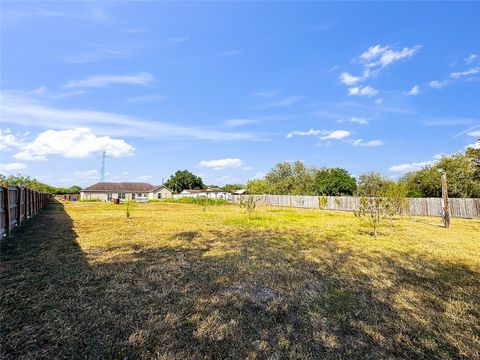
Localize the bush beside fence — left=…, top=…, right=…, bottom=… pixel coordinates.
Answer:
left=232, top=195, right=480, bottom=219
left=0, top=185, right=52, bottom=239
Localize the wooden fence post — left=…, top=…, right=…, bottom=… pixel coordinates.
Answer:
left=16, top=186, right=21, bottom=227
left=441, top=171, right=451, bottom=228
left=23, top=188, right=27, bottom=222
left=2, top=184, right=10, bottom=238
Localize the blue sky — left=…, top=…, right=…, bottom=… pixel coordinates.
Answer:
left=1, top=2, right=479, bottom=187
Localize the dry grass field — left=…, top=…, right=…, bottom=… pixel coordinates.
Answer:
left=1, top=200, right=480, bottom=359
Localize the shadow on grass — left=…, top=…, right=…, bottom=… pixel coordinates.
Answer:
left=1, top=202, right=479, bottom=359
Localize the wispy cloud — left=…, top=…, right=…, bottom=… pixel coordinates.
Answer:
left=320, top=130, right=350, bottom=140
left=256, top=96, right=303, bottom=109
left=2, top=6, right=111, bottom=28
left=351, top=139, right=383, bottom=147
left=450, top=66, right=480, bottom=79
left=338, top=44, right=421, bottom=88
left=285, top=129, right=322, bottom=139
left=1, top=92, right=261, bottom=142
left=404, top=85, right=420, bottom=96
left=286, top=129, right=350, bottom=140
left=198, top=158, right=244, bottom=170
left=465, top=53, right=478, bottom=64
left=224, top=119, right=257, bottom=127
left=64, top=72, right=154, bottom=89
left=389, top=160, right=434, bottom=173
left=348, top=86, right=378, bottom=97
left=428, top=80, right=448, bottom=89
left=338, top=117, right=369, bottom=125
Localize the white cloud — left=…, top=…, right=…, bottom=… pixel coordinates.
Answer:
left=0, top=92, right=260, bottom=142
left=428, top=80, right=447, bottom=89
left=225, top=119, right=257, bottom=127
left=362, top=45, right=422, bottom=68
left=0, top=162, right=27, bottom=172
left=0, top=128, right=22, bottom=151
left=351, top=139, right=383, bottom=147
left=339, top=117, right=368, bottom=125
left=375, top=98, right=383, bottom=104
left=389, top=160, right=434, bottom=173
left=466, top=140, right=480, bottom=150
left=73, top=169, right=99, bottom=180
left=320, top=130, right=350, bottom=140
left=285, top=129, right=322, bottom=139
left=405, top=85, right=420, bottom=96
left=465, top=54, right=478, bottom=64
left=339, top=72, right=362, bottom=85
left=14, top=128, right=134, bottom=161
left=467, top=130, right=480, bottom=137
left=198, top=158, right=244, bottom=170
left=450, top=66, right=480, bottom=79
left=64, top=72, right=154, bottom=89
left=360, top=45, right=389, bottom=61
left=348, top=86, right=378, bottom=97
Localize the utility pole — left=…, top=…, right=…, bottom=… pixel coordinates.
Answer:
left=440, top=170, right=450, bottom=228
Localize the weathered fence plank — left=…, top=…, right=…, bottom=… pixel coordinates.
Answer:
left=1, top=185, right=52, bottom=240
left=232, top=195, right=480, bottom=219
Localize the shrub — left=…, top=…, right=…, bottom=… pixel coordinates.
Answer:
left=239, top=196, right=257, bottom=219
left=162, top=197, right=230, bottom=206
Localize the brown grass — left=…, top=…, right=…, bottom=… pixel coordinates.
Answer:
left=1, top=200, right=479, bottom=359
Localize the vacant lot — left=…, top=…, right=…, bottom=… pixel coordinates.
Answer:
left=1, top=201, right=479, bottom=359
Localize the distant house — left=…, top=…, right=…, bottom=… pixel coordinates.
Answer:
left=177, top=187, right=232, bottom=200
left=80, top=182, right=172, bottom=202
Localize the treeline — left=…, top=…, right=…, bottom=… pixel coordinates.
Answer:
left=246, top=148, right=480, bottom=198
left=0, top=174, right=82, bottom=195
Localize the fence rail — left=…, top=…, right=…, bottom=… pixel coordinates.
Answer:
left=0, top=185, right=52, bottom=239
left=231, top=195, right=480, bottom=219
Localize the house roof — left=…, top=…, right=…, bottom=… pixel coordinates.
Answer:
left=82, top=182, right=157, bottom=192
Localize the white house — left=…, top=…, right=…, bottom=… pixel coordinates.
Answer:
left=80, top=182, right=172, bottom=202
left=175, top=187, right=232, bottom=200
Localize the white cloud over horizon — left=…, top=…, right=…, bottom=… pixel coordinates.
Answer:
left=198, top=158, right=244, bottom=170
left=14, top=128, right=135, bottom=161
left=0, top=162, right=27, bottom=172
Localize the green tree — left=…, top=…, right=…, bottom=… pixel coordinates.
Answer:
left=0, top=173, right=81, bottom=194
left=222, top=184, right=244, bottom=191
left=264, top=161, right=315, bottom=195
left=164, top=170, right=205, bottom=193
left=314, top=168, right=357, bottom=195
left=357, top=172, right=392, bottom=197
left=401, top=151, right=480, bottom=198
left=245, top=179, right=270, bottom=194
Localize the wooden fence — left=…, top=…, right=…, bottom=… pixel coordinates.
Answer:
left=0, top=185, right=52, bottom=239
left=231, top=195, right=480, bottom=219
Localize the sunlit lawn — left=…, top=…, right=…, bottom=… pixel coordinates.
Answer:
left=1, top=200, right=479, bottom=359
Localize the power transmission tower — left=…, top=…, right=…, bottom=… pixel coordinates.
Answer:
left=100, top=151, right=106, bottom=182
